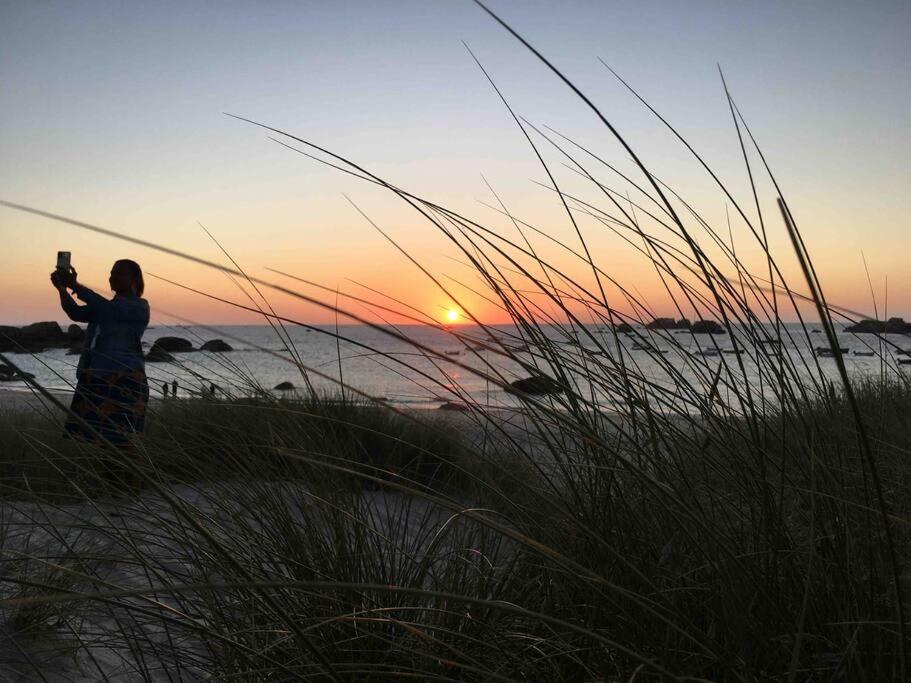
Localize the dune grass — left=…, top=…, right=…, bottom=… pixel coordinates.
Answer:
left=3, top=2, right=911, bottom=678
left=1, top=379, right=908, bottom=678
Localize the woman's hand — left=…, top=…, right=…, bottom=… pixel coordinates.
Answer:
left=50, top=266, right=78, bottom=291
left=50, top=270, right=65, bottom=291
left=64, top=266, right=79, bottom=289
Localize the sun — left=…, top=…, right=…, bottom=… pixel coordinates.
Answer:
left=446, top=309, right=460, bottom=323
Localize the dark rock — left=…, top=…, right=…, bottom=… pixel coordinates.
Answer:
left=274, top=381, right=295, bottom=391
left=613, top=323, right=634, bottom=334
left=200, top=339, right=233, bottom=352
left=691, top=320, right=726, bottom=335
left=645, top=317, right=677, bottom=330
left=20, top=321, right=64, bottom=340
left=151, top=336, right=194, bottom=352
left=507, top=375, right=563, bottom=396
left=645, top=318, right=692, bottom=331
left=845, top=317, right=911, bottom=334
left=67, top=324, right=85, bottom=341
left=815, top=346, right=849, bottom=357
left=0, top=327, right=20, bottom=352
left=67, top=341, right=83, bottom=356
left=0, top=321, right=73, bottom=353
left=438, top=401, right=470, bottom=411
left=886, top=317, right=911, bottom=334
left=145, top=346, right=175, bottom=363
left=844, top=320, right=876, bottom=333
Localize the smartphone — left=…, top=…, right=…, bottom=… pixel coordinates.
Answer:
left=56, top=251, right=71, bottom=271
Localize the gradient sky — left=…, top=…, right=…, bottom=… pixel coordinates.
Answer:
left=2, top=0, right=909, bottom=326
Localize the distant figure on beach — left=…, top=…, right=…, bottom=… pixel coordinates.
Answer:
left=51, top=260, right=150, bottom=447
left=172, top=379, right=178, bottom=398
left=162, top=382, right=169, bottom=398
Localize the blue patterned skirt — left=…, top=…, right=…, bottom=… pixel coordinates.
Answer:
left=65, top=368, right=149, bottom=445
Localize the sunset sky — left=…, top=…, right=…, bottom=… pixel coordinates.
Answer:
left=2, top=0, right=909, bottom=326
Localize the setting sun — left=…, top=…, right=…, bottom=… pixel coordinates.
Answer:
left=446, top=309, right=460, bottom=323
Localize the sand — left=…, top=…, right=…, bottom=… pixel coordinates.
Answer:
left=0, top=387, right=73, bottom=414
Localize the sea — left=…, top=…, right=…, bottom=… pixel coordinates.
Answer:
left=3, top=323, right=909, bottom=413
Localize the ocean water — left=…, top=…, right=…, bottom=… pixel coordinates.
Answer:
left=3, top=323, right=909, bottom=413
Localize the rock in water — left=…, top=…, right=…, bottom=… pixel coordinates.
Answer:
left=845, top=318, right=911, bottom=334
left=691, top=320, right=726, bottom=335
left=151, top=336, right=194, bottom=352
left=645, top=317, right=678, bottom=330
left=274, top=381, right=295, bottom=391
left=145, top=346, right=175, bottom=363
left=613, top=323, right=634, bottom=333
left=1, top=321, right=75, bottom=353
left=438, top=401, right=470, bottom=411
left=67, top=324, right=85, bottom=341
left=507, top=375, right=563, bottom=396
left=200, top=339, right=233, bottom=352
left=0, top=326, right=20, bottom=352
left=19, top=321, right=64, bottom=340
left=644, top=318, right=691, bottom=331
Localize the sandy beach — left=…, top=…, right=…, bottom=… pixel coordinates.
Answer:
left=0, top=387, right=74, bottom=414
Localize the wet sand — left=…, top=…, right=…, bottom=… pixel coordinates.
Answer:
left=0, top=387, right=73, bottom=414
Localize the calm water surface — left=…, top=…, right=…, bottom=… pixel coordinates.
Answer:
left=5, top=323, right=909, bottom=413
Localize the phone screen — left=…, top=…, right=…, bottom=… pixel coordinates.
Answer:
left=56, top=251, right=71, bottom=270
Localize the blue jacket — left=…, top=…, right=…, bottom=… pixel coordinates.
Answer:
left=60, top=284, right=150, bottom=374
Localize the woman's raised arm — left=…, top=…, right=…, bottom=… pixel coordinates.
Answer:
left=51, top=268, right=93, bottom=322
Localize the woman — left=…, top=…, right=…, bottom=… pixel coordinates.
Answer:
left=51, top=260, right=150, bottom=446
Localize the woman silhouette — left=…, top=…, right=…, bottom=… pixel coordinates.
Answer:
left=51, top=260, right=150, bottom=446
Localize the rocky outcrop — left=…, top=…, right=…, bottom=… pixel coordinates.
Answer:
left=145, top=345, right=175, bottom=363
left=506, top=375, right=563, bottom=396
left=274, top=381, right=295, bottom=391
left=151, top=336, right=194, bottom=352
left=613, top=323, right=634, bottom=334
left=845, top=318, right=911, bottom=334
left=67, top=324, right=85, bottom=341
left=0, top=322, right=84, bottom=353
left=645, top=318, right=692, bottom=331
left=438, top=401, right=470, bottom=411
left=691, top=320, right=726, bottom=335
left=144, top=336, right=193, bottom=362
left=200, top=339, right=233, bottom=352
left=645, top=318, right=677, bottom=330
